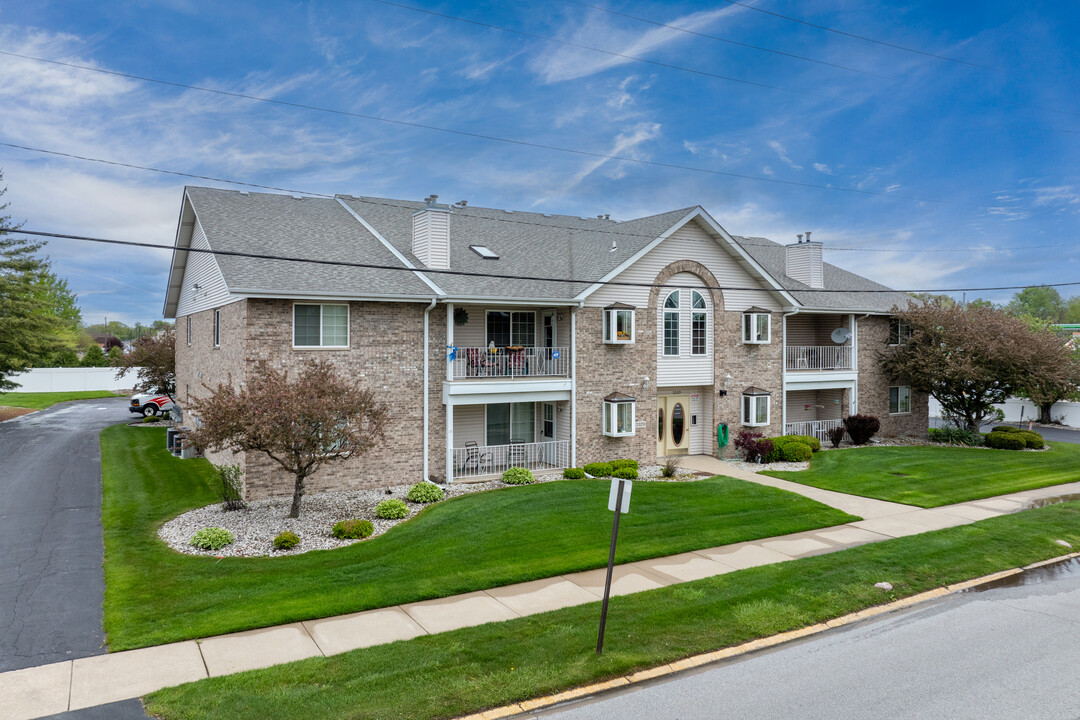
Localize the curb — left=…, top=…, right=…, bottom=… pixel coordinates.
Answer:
left=456, top=552, right=1080, bottom=720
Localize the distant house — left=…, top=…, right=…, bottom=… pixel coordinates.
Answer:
left=164, top=187, right=928, bottom=499
left=91, top=333, right=122, bottom=351
left=1057, top=324, right=1080, bottom=350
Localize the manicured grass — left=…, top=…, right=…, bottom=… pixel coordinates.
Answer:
left=144, top=501, right=1080, bottom=720
left=0, top=389, right=123, bottom=409
left=101, top=425, right=857, bottom=650
left=762, top=442, right=1080, bottom=507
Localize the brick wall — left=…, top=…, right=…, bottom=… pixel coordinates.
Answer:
left=857, top=315, right=929, bottom=438
left=716, top=309, right=784, bottom=456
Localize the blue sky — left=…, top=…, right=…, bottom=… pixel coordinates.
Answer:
left=1, top=0, right=1077, bottom=325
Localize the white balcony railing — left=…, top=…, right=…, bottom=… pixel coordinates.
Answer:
left=786, top=345, right=852, bottom=371
left=452, top=440, right=570, bottom=480
left=785, top=419, right=844, bottom=442
left=451, top=346, right=569, bottom=380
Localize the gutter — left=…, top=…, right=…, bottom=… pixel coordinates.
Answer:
left=423, top=297, right=437, bottom=483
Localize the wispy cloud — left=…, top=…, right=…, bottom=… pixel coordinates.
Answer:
left=534, top=122, right=662, bottom=205
left=767, top=140, right=802, bottom=170
left=812, top=162, right=832, bottom=174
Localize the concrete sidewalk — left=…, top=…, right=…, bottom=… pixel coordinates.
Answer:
left=5, top=464, right=1079, bottom=720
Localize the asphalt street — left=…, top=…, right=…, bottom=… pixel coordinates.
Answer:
left=930, top=417, right=1080, bottom=444
left=542, top=559, right=1080, bottom=720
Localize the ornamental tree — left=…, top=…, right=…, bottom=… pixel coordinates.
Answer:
left=1015, top=322, right=1080, bottom=424
left=880, top=302, right=1048, bottom=431
left=186, top=359, right=388, bottom=518
left=113, top=329, right=176, bottom=396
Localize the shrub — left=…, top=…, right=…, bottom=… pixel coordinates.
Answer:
left=992, top=426, right=1021, bottom=434
left=611, top=467, right=638, bottom=479
left=1017, top=430, right=1044, bottom=449
left=375, top=498, right=409, bottom=519
left=212, top=463, right=246, bottom=512
left=502, top=467, right=536, bottom=485
left=734, top=430, right=773, bottom=463
left=190, top=527, right=234, bottom=551
left=406, top=482, right=445, bottom=504
left=610, top=459, right=639, bottom=471
left=780, top=441, right=813, bottom=462
left=764, top=434, right=823, bottom=463
left=984, top=432, right=1026, bottom=450
left=929, top=427, right=983, bottom=446
left=784, top=434, right=821, bottom=452
left=827, top=425, right=845, bottom=448
left=142, top=415, right=161, bottom=423
left=660, top=455, right=681, bottom=478
left=273, top=531, right=300, bottom=550
left=331, top=518, right=374, bottom=539
left=563, top=467, right=586, bottom=479
left=843, top=414, right=880, bottom=445
left=583, top=462, right=613, bottom=477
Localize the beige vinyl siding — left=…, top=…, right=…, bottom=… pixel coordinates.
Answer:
left=657, top=273, right=713, bottom=387
left=817, top=388, right=844, bottom=420
left=452, top=304, right=487, bottom=347
left=785, top=243, right=823, bottom=288
left=556, top=399, right=571, bottom=446
left=787, top=314, right=853, bottom=346
left=786, top=389, right=845, bottom=423
left=586, top=218, right=781, bottom=312
left=175, top=219, right=233, bottom=317
left=453, top=405, right=486, bottom=446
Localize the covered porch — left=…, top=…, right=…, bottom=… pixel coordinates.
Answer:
left=447, top=399, right=572, bottom=481
left=784, top=388, right=847, bottom=442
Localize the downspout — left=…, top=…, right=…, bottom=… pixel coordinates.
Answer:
left=570, top=302, right=582, bottom=468
left=422, top=297, right=437, bottom=483
left=781, top=307, right=800, bottom=433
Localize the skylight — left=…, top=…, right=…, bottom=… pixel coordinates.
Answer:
left=470, top=245, right=499, bottom=259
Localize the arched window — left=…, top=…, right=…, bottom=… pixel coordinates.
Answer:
left=663, top=291, right=680, bottom=356
left=691, top=291, right=708, bottom=356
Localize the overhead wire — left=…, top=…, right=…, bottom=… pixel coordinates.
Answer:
left=12, top=229, right=1080, bottom=295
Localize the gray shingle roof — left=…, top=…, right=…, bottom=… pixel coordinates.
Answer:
left=732, top=235, right=916, bottom=313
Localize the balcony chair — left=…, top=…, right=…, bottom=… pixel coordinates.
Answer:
left=458, top=440, right=493, bottom=474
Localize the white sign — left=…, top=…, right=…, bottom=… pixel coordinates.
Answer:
left=635, top=420, right=646, bottom=429
left=608, top=478, right=632, bottom=513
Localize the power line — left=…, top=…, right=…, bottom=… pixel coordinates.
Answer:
left=560, top=0, right=889, bottom=79
left=13, top=228, right=1080, bottom=295
left=3, top=140, right=1074, bottom=255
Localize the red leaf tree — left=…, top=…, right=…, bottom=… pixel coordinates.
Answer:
left=187, top=359, right=388, bottom=518
left=112, top=329, right=176, bottom=396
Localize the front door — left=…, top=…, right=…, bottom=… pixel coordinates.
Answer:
left=657, top=395, right=691, bottom=456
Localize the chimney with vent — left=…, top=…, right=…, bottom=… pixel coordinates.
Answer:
left=413, top=194, right=451, bottom=270
left=785, top=230, right=823, bottom=288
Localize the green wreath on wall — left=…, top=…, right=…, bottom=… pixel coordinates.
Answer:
left=453, top=307, right=469, bottom=326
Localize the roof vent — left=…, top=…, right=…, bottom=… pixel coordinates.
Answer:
left=456, top=200, right=468, bottom=207
left=786, top=232, right=824, bottom=288
left=610, top=240, right=617, bottom=252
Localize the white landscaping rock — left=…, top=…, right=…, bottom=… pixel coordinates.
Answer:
left=874, top=582, right=894, bottom=591
left=1055, top=539, right=1073, bottom=549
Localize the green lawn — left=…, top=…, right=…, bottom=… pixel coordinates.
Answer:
left=762, top=442, right=1080, bottom=507
left=144, top=501, right=1080, bottom=720
left=0, top=389, right=123, bottom=409
left=101, top=425, right=858, bottom=650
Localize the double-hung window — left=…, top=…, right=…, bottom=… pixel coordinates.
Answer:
left=602, top=393, right=636, bottom=437
left=889, top=318, right=912, bottom=346
left=691, top=290, right=707, bottom=356
left=663, top=291, right=680, bottom=356
left=742, top=309, right=770, bottom=344
left=487, top=311, right=535, bottom=347
left=741, top=388, right=771, bottom=426
left=889, top=385, right=911, bottom=414
left=293, top=303, right=349, bottom=348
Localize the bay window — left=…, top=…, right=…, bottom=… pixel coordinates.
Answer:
left=741, top=387, right=771, bottom=426
left=603, top=303, right=635, bottom=344
left=602, top=392, right=636, bottom=437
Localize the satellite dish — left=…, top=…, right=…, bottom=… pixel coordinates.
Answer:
left=830, top=327, right=852, bottom=344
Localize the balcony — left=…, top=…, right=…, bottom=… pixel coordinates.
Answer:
left=451, top=346, right=569, bottom=380
left=785, top=346, right=852, bottom=372
left=785, top=419, right=844, bottom=442
left=452, top=440, right=570, bottom=480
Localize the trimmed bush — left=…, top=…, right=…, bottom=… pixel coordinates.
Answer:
left=563, top=467, right=586, bottom=479
left=1017, top=430, right=1044, bottom=449
left=734, top=430, right=773, bottom=463
left=827, top=425, right=845, bottom=448
left=611, top=467, right=638, bottom=479
left=331, top=519, right=374, bottom=540
left=843, top=414, right=880, bottom=445
left=929, top=427, right=983, bottom=447
left=784, top=434, right=821, bottom=452
left=583, top=462, right=614, bottom=477
left=142, top=415, right=161, bottom=423
left=406, top=482, right=445, bottom=504
left=273, top=531, right=300, bottom=550
left=190, top=527, right=234, bottom=551
left=765, top=434, right=824, bottom=462
left=985, top=432, right=1026, bottom=450
left=991, top=426, right=1022, bottom=434
left=375, top=498, right=409, bottom=519
left=780, top=441, right=813, bottom=462
left=610, top=459, right=639, bottom=471
left=502, top=467, right=536, bottom=485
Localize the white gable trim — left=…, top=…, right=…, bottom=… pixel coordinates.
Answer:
left=574, top=208, right=798, bottom=307
left=335, top=197, right=446, bottom=297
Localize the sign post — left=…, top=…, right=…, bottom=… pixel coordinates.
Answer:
left=597, top=477, right=632, bottom=655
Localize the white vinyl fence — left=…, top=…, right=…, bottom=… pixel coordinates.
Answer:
left=929, top=396, right=1080, bottom=428
left=8, top=367, right=143, bottom=393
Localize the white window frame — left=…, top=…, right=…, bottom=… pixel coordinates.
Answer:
left=742, top=312, right=771, bottom=344
left=213, top=309, right=221, bottom=348
left=889, top=385, right=911, bottom=415
left=292, top=302, right=351, bottom=349
left=691, top=290, right=708, bottom=356
left=603, top=308, right=635, bottom=344
left=603, top=399, right=636, bottom=437
left=889, top=318, right=912, bottom=346
left=741, top=394, right=770, bottom=426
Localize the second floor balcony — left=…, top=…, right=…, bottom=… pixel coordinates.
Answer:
left=786, top=345, right=852, bottom=371
left=451, top=346, right=569, bottom=380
